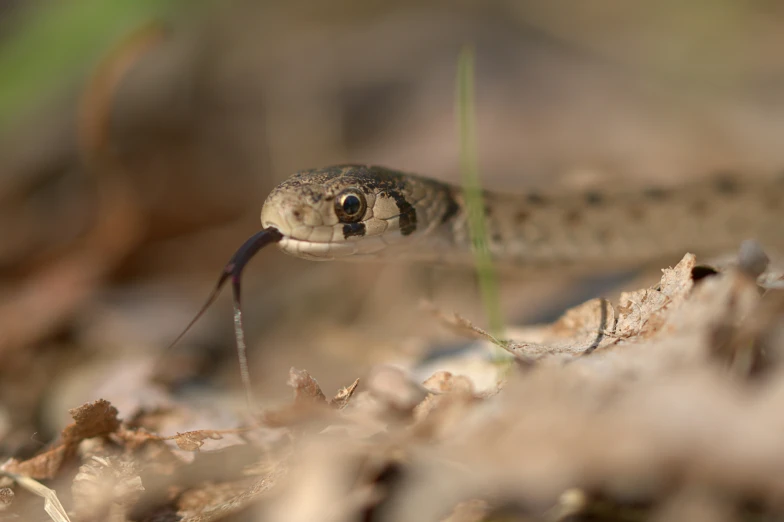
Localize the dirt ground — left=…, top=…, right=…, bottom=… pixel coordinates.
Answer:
left=1, top=2, right=783, bottom=521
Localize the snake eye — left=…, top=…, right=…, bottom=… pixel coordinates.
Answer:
left=335, top=189, right=366, bottom=223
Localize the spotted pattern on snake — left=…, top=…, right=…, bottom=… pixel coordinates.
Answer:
left=260, top=164, right=783, bottom=267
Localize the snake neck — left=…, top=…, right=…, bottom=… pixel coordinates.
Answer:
left=406, top=173, right=783, bottom=269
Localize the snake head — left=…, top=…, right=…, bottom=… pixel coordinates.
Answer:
left=261, top=164, right=452, bottom=260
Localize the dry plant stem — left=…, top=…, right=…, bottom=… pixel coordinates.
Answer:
left=232, top=276, right=254, bottom=411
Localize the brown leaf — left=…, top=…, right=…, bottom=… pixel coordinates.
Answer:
left=173, top=430, right=225, bottom=452
left=288, top=368, right=327, bottom=404
left=63, top=399, right=121, bottom=443
left=4, top=399, right=121, bottom=479
left=615, top=253, right=697, bottom=340
left=2, top=446, right=67, bottom=480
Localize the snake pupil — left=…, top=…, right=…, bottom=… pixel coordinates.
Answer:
left=335, top=190, right=366, bottom=223
left=343, top=195, right=361, bottom=215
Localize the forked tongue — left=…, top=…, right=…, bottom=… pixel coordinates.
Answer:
left=165, top=227, right=283, bottom=409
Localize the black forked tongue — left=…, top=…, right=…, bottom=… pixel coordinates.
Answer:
left=165, top=227, right=283, bottom=409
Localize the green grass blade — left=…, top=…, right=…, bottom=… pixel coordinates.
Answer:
left=455, top=45, right=505, bottom=340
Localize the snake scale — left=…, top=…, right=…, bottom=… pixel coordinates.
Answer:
left=260, top=164, right=782, bottom=268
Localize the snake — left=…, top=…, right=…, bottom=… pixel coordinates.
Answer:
left=259, top=164, right=782, bottom=268
left=168, top=163, right=782, bottom=406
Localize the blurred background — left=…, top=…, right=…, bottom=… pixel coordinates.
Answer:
left=2, top=0, right=784, bottom=456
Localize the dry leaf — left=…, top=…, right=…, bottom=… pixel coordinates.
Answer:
left=329, top=378, right=360, bottom=410
left=173, top=430, right=226, bottom=452
left=288, top=368, right=327, bottom=404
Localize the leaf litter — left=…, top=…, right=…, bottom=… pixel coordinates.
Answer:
left=2, top=248, right=784, bottom=521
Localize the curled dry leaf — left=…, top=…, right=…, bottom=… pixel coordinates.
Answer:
left=614, top=254, right=696, bottom=340
left=329, top=378, right=360, bottom=410
left=264, top=370, right=362, bottom=428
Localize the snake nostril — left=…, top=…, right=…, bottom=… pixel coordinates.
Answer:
left=292, top=210, right=302, bottom=219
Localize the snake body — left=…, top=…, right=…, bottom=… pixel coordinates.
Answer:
left=260, top=165, right=783, bottom=268
left=167, top=164, right=780, bottom=402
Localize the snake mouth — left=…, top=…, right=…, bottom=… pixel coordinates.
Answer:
left=261, top=214, right=391, bottom=260
left=276, top=233, right=389, bottom=260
